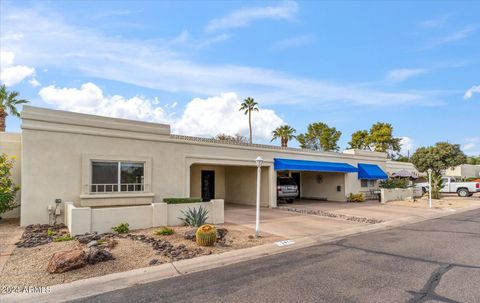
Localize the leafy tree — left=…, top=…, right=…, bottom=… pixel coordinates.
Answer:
left=467, top=156, right=480, bottom=165
left=431, top=172, right=444, bottom=199
left=0, top=84, right=29, bottom=132
left=271, top=125, right=296, bottom=147
left=410, top=142, right=467, bottom=175
left=215, top=133, right=248, bottom=143
left=348, top=130, right=370, bottom=150
left=297, top=122, right=342, bottom=151
left=348, top=122, right=401, bottom=157
left=0, top=153, right=20, bottom=216
left=239, top=97, right=259, bottom=144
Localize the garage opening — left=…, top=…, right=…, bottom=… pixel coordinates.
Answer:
left=190, top=164, right=271, bottom=207
left=274, top=158, right=358, bottom=203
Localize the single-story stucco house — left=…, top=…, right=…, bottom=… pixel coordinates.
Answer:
left=0, top=106, right=417, bottom=235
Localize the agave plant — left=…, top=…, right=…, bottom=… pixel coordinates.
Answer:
left=179, top=206, right=209, bottom=227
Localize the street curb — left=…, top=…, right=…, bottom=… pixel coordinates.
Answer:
left=3, top=205, right=480, bottom=303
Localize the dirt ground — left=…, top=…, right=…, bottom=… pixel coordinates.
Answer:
left=388, top=193, right=480, bottom=209
left=0, top=223, right=281, bottom=288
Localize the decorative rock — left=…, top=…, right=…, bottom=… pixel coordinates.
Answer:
left=184, top=229, right=196, bottom=241
left=47, top=249, right=86, bottom=273
left=149, top=259, right=159, bottom=266
left=76, top=232, right=101, bottom=244
left=85, top=247, right=115, bottom=265
left=86, top=240, right=98, bottom=248
left=217, top=228, right=228, bottom=240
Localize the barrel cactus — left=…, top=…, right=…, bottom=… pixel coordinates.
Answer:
left=195, top=224, right=217, bottom=246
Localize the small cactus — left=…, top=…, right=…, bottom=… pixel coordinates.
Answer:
left=195, top=224, right=217, bottom=246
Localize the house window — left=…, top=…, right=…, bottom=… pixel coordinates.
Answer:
left=360, top=179, right=376, bottom=188
left=91, top=161, right=144, bottom=193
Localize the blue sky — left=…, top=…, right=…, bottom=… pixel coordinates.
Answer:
left=1, top=0, right=479, bottom=155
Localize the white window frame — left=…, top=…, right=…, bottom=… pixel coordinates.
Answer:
left=82, top=154, right=152, bottom=195
left=90, top=160, right=145, bottom=193
left=360, top=179, right=377, bottom=188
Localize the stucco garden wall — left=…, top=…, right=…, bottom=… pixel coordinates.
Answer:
left=380, top=188, right=423, bottom=203
left=65, top=200, right=224, bottom=236
left=0, top=133, right=21, bottom=219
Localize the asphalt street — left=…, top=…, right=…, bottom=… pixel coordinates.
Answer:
left=70, top=208, right=480, bottom=303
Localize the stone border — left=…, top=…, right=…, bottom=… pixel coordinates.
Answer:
left=274, top=206, right=385, bottom=224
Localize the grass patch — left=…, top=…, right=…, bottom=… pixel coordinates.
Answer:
left=53, top=235, right=74, bottom=242
left=112, top=223, right=130, bottom=234
left=154, top=226, right=174, bottom=236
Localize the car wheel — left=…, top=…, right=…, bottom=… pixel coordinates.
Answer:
left=422, top=187, right=427, bottom=194
left=457, top=188, right=469, bottom=197
left=287, top=199, right=294, bottom=204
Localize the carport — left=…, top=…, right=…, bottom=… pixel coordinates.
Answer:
left=274, top=158, right=358, bottom=202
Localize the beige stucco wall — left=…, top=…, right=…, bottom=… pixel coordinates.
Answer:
left=300, top=171, right=347, bottom=201
left=65, top=200, right=224, bottom=235
left=20, top=106, right=389, bottom=225
left=445, top=164, right=480, bottom=178
left=224, top=166, right=269, bottom=206
left=190, top=164, right=226, bottom=199
left=0, top=133, right=21, bottom=219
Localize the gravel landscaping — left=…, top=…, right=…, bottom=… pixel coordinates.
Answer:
left=387, top=194, right=480, bottom=209
left=275, top=206, right=385, bottom=224
left=0, top=223, right=281, bottom=288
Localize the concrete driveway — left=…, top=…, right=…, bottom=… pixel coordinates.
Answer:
left=224, top=200, right=455, bottom=239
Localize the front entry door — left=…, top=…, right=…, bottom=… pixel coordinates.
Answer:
left=201, top=170, right=215, bottom=202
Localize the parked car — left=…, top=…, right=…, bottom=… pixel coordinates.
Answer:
left=277, top=177, right=298, bottom=203
left=417, top=176, right=480, bottom=197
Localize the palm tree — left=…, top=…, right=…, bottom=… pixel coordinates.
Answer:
left=0, top=85, right=29, bottom=132
left=239, top=97, right=259, bottom=144
left=271, top=125, right=296, bottom=147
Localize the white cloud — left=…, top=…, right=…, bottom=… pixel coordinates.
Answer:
left=464, top=85, right=480, bottom=100
left=0, top=50, right=36, bottom=87
left=1, top=5, right=444, bottom=108
left=419, top=16, right=449, bottom=28
left=399, top=136, right=416, bottom=156
left=272, top=34, right=314, bottom=50
left=386, top=68, right=427, bottom=83
left=422, top=25, right=477, bottom=49
left=173, top=92, right=284, bottom=140
left=463, top=137, right=479, bottom=155
left=38, top=84, right=283, bottom=141
left=29, top=78, right=41, bottom=87
left=205, top=1, right=298, bottom=32
left=39, top=83, right=170, bottom=123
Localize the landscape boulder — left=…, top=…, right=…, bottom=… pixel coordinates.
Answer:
left=85, top=247, right=115, bottom=264
left=47, top=248, right=86, bottom=273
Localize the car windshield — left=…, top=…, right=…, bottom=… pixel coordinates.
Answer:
left=278, top=178, right=297, bottom=186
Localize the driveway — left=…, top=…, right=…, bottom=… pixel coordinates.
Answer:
left=225, top=204, right=364, bottom=238
left=224, top=199, right=456, bottom=239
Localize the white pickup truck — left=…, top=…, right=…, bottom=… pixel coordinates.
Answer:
left=417, top=177, right=480, bottom=197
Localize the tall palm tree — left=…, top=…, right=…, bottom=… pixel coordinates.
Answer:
left=239, top=97, right=259, bottom=144
left=0, top=85, right=29, bottom=132
left=271, top=125, right=296, bottom=147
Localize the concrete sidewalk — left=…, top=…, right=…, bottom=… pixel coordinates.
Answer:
left=5, top=204, right=480, bottom=303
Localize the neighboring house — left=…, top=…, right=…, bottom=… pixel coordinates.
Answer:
left=445, top=164, right=480, bottom=179
left=385, top=160, right=420, bottom=178
left=2, top=106, right=391, bottom=234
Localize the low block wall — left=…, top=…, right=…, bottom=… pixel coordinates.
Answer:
left=380, top=188, right=414, bottom=203
left=64, top=199, right=224, bottom=236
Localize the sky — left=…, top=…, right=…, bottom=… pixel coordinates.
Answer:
left=0, top=0, right=479, bottom=156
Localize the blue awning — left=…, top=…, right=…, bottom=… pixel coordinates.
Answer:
left=357, top=163, right=388, bottom=180
left=274, top=158, right=358, bottom=173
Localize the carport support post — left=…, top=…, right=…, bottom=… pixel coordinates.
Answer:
left=427, top=168, right=432, bottom=208
left=255, top=156, right=264, bottom=238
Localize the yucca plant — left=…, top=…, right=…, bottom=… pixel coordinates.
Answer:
left=179, top=206, right=209, bottom=227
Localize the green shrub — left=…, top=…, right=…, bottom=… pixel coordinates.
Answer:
left=0, top=154, right=20, bottom=215
left=54, top=235, right=74, bottom=242
left=379, top=178, right=409, bottom=189
left=154, top=226, right=174, bottom=236
left=47, top=229, right=57, bottom=237
left=179, top=206, right=209, bottom=227
left=112, top=223, right=130, bottom=233
left=163, top=197, right=203, bottom=204
left=347, top=193, right=365, bottom=202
